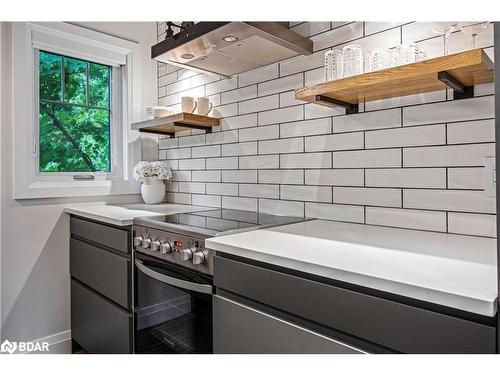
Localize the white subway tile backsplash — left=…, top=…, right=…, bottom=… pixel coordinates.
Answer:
left=222, top=142, right=257, bottom=156
left=366, top=168, right=446, bottom=188
left=259, top=170, right=304, bottom=185
left=178, top=182, right=205, bottom=194
left=279, top=90, right=305, bottom=108
left=305, top=202, right=364, bottom=223
left=220, top=113, right=258, bottom=130
left=239, top=155, right=279, bottom=169
left=166, top=148, right=191, bottom=159
left=222, top=170, right=257, bottom=183
left=222, top=196, right=257, bottom=211
left=167, top=192, right=191, bottom=205
left=179, top=158, right=205, bottom=170
left=178, top=134, right=206, bottom=147
left=259, top=138, right=304, bottom=154
left=447, top=119, right=495, bottom=144
left=206, top=157, right=238, bottom=170
left=258, top=74, right=303, bottom=97
left=333, top=108, right=401, bottom=133
left=403, top=144, right=495, bottom=167
left=366, top=207, right=447, bottom=232
left=239, top=95, right=280, bottom=114
left=258, top=105, right=304, bottom=126
left=333, top=149, right=401, bottom=168
left=157, top=22, right=496, bottom=238
left=192, top=194, right=221, bottom=208
left=221, top=85, right=257, bottom=105
left=448, top=167, right=484, bottom=190
left=280, top=118, right=331, bottom=138
left=365, top=124, right=446, bottom=149
left=192, top=145, right=220, bottom=158
left=280, top=152, right=332, bottom=169
left=259, top=199, right=305, bottom=217
left=281, top=185, right=332, bottom=203
left=206, top=130, right=239, bottom=145
left=239, top=64, right=279, bottom=87
left=192, top=170, right=221, bottom=182
left=311, top=22, right=363, bottom=50
left=279, top=50, right=324, bottom=76
left=333, top=187, right=401, bottom=207
left=305, top=169, right=364, bottom=186
left=403, top=96, right=494, bottom=126
left=240, top=184, right=279, bottom=199
left=404, top=189, right=495, bottom=213
left=305, top=132, right=364, bottom=152
left=239, top=125, right=279, bottom=142
left=448, top=212, right=496, bottom=237
left=206, top=183, right=238, bottom=196
left=206, top=77, right=238, bottom=96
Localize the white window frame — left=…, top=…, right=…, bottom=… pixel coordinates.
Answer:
left=13, top=22, right=142, bottom=199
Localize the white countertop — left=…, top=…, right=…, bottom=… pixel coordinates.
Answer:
left=206, top=219, right=498, bottom=317
left=64, top=203, right=209, bottom=226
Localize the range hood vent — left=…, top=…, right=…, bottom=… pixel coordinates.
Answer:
left=152, top=22, right=313, bottom=77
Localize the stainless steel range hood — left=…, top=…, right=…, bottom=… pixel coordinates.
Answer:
left=152, top=22, right=313, bottom=78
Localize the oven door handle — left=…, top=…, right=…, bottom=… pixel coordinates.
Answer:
left=135, top=259, right=213, bottom=295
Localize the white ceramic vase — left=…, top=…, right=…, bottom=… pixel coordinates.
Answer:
left=141, top=180, right=165, bottom=204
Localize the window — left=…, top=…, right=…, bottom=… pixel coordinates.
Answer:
left=37, top=50, right=112, bottom=174
left=13, top=22, right=143, bottom=199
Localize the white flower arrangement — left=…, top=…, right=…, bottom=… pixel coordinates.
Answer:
left=133, top=161, right=172, bottom=183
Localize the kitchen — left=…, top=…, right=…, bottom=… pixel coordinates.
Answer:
left=0, top=1, right=499, bottom=373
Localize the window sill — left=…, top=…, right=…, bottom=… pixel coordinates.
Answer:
left=14, top=179, right=141, bottom=199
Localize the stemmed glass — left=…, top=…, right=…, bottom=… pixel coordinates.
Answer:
left=459, top=22, right=490, bottom=49
left=429, top=22, right=459, bottom=55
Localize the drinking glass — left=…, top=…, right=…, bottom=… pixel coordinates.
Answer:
left=324, top=50, right=343, bottom=81
left=459, top=21, right=490, bottom=49
left=372, top=49, right=395, bottom=71
left=343, top=45, right=363, bottom=77
left=429, top=22, right=459, bottom=55
left=363, top=51, right=373, bottom=73
left=394, top=44, right=419, bottom=65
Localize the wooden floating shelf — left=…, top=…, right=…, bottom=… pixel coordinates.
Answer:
left=295, top=49, right=494, bottom=111
left=131, top=112, right=219, bottom=137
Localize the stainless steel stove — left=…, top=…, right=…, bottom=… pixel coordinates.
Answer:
left=132, top=209, right=305, bottom=354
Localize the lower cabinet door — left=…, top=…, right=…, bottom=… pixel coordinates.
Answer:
left=71, top=280, right=132, bottom=354
left=213, top=295, right=365, bottom=354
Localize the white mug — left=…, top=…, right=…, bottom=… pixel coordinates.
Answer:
left=181, top=96, right=197, bottom=113
left=196, top=97, right=213, bottom=116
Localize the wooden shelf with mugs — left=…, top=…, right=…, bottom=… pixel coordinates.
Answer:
left=131, top=96, right=219, bottom=137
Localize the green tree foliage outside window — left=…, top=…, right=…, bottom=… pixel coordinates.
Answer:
left=38, top=51, right=112, bottom=173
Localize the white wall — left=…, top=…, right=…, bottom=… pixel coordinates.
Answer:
left=0, top=21, right=157, bottom=352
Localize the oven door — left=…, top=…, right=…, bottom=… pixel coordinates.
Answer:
left=134, top=253, right=213, bottom=354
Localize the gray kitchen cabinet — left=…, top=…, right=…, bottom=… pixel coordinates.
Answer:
left=69, top=215, right=133, bottom=354
left=214, top=295, right=364, bottom=354
left=214, top=255, right=496, bottom=354
left=71, top=280, right=132, bottom=354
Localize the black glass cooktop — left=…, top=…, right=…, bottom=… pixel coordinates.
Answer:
left=136, top=209, right=304, bottom=236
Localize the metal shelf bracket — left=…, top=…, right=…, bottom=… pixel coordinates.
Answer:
left=437, top=71, right=474, bottom=100
left=315, top=95, right=359, bottom=115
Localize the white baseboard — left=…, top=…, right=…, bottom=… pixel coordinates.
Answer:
left=18, top=330, right=72, bottom=354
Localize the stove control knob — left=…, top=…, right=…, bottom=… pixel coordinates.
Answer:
left=160, top=242, right=172, bottom=254
left=133, top=236, right=143, bottom=247
left=180, top=248, right=194, bottom=261
left=193, top=250, right=208, bottom=265
left=151, top=240, right=161, bottom=252
left=141, top=238, right=152, bottom=248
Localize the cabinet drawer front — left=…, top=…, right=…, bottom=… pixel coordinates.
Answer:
left=214, top=256, right=496, bottom=354
left=214, top=295, right=364, bottom=354
left=70, top=216, right=129, bottom=253
left=70, top=238, right=129, bottom=308
left=71, top=280, right=132, bottom=354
